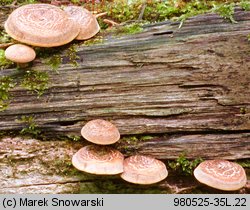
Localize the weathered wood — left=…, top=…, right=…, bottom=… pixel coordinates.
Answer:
left=117, top=133, right=250, bottom=160
left=1, top=8, right=249, bottom=136
left=0, top=137, right=249, bottom=194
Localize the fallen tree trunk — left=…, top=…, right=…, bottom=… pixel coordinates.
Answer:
left=0, top=137, right=249, bottom=194
left=0, top=8, right=249, bottom=193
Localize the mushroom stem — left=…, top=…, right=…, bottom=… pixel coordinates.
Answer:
left=16, top=63, right=30, bottom=69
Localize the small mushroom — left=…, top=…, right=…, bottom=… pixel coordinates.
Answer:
left=63, top=6, right=100, bottom=40
left=120, top=155, right=168, bottom=185
left=4, top=4, right=80, bottom=47
left=81, top=119, right=120, bottom=145
left=72, top=145, right=124, bottom=175
left=5, top=44, right=36, bottom=63
left=194, top=159, right=247, bottom=191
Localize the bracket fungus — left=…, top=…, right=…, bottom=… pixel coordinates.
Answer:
left=5, top=44, right=36, bottom=63
left=64, top=6, right=100, bottom=40
left=72, top=145, right=124, bottom=175
left=4, top=4, right=80, bottom=47
left=120, top=155, right=168, bottom=185
left=81, top=119, right=120, bottom=145
left=194, top=160, right=247, bottom=191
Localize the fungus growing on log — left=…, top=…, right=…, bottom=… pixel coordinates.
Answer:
left=194, top=160, right=247, bottom=191
left=4, top=4, right=80, bottom=47
left=121, top=155, right=168, bottom=185
left=72, top=145, right=124, bottom=175
left=5, top=44, right=36, bottom=63
left=81, top=119, right=120, bottom=145
left=63, top=6, right=100, bottom=40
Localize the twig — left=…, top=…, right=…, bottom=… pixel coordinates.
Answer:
left=0, top=43, right=13, bottom=49
left=138, top=2, right=146, bottom=21
left=10, top=0, right=17, bottom=6
left=95, top=12, right=108, bottom=19
left=103, top=19, right=119, bottom=27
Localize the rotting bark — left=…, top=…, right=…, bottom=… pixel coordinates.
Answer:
left=0, top=8, right=249, bottom=193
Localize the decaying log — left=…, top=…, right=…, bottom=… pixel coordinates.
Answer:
left=0, top=8, right=249, bottom=193
left=0, top=137, right=249, bottom=194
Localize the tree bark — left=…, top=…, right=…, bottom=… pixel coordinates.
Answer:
left=0, top=8, right=249, bottom=193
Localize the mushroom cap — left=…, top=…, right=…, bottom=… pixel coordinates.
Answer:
left=5, top=44, right=36, bottom=63
left=120, top=155, right=168, bottom=185
left=81, top=119, right=120, bottom=145
left=63, top=6, right=100, bottom=40
left=194, top=160, right=247, bottom=191
left=72, top=145, right=124, bottom=175
left=4, top=4, right=80, bottom=47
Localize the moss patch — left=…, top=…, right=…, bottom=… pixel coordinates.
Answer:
left=66, top=44, right=79, bottom=67
left=44, top=55, right=62, bottom=73
left=109, top=22, right=144, bottom=36
left=0, top=49, right=14, bottom=70
left=21, top=69, right=49, bottom=97
left=17, top=115, right=41, bottom=138
left=240, top=0, right=250, bottom=10
left=0, top=76, right=16, bottom=111
left=82, top=36, right=104, bottom=46
left=168, top=153, right=203, bottom=176
left=236, top=159, right=250, bottom=168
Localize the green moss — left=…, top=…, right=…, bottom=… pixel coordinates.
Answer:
left=101, top=0, right=241, bottom=25
left=0, top=0, right=36, bottom=6
left=168, top=153, right=203, bottom=176
left=53, top=158, right=83, bottom=176
left=121, top=135, right=154, bottom=144
left=140, top=135, right=154, bottom=141
left=240, top=107, right=247, bottom=114
left=66, top=44, right=79, bottom=67
left=111, top=23, right=144, bottom=36
left=82, top=36, right=104, bottom=46
left=21, top=69, right=49, bottom=97
left=81, top=179, right=170, bottom=194
left=212, top=3, right=237, bottom=23
left=44, top=55, right=62, bottom=73
left=0, top=0, right=14, bottom=5
left=240, top=0, right=250, bottom=10
left=70, top=0, right=80, bottom=4
left=17, top=115, right=41, bottom=138
left=0, top=76, right=16, bottom=111
left=0, top=31, right=11, bottom=43
left=236, top=159, right=250, bottom=168
left=0, top=49, right=13, bottom=70
left=66, top=134, right=81, bottom=142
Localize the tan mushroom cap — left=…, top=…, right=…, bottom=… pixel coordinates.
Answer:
left=63, top=6, right=100, bottom=40
left=72, top=145, right=124, bottom=175
left=4, top=4, right=80, bottom=47
left=120, top=155, right=168, bottom=185
left=5, top=44, right=36, bottom=63
left=194, top=160, right=247, bottom=191
left=81, top=119, right=120, bottom=145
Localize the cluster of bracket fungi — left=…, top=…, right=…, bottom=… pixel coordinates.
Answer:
left=74, top=119, right=247, bottom=190
left=3, top=3, right=101, bottom=64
